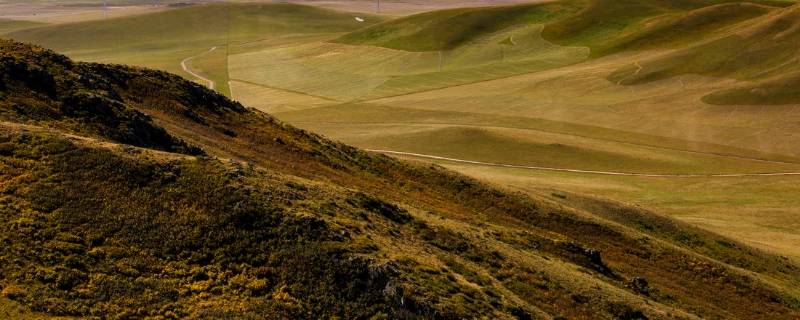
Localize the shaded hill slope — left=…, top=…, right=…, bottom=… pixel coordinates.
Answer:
left=2, top=39, right=800, bottom=319
left=702, top=70, right=800, bottom=105
left=540, top=0, right=789, bottom=55
left=335, top=0, right=788, bottom=55
left=334, top=3, right=577, bottom=51
left=609, top=3, right=800, bottom=104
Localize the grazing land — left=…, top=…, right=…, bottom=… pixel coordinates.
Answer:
left=8, top=0, right=800, bottom=260
left=5, top=38, right=800, bottom=319
left=3, top=0, right=800, bottom=318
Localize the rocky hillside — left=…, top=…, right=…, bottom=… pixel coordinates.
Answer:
left=1, top=39, right=799, bottom=319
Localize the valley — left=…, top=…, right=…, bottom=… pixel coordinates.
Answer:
left=2, top=0, right=800, bottom=318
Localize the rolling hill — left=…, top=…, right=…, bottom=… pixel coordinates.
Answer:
left=3, top=39, right=800, bottom=319
left=703, top=70, right=800, bottom=105
left=335, top=0, right=790, bottom=56
left=334, top=2, right=578, bottom=52
left=608, top=2, right=800, bottom=104
left=538, top=0, right=791, bottom=55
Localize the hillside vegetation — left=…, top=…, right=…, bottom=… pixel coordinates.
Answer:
left=2, top=38, right=800, bottom=319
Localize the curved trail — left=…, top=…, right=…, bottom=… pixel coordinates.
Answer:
left=181, top=46, right=217, bottom=90
left=366, top=149, right=800, bottom=178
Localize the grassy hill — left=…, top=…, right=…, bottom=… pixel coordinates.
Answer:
left=703, top=71, right=800, bottom=105
left=577, top=2, right=774, bottom=54
left=334, top=3, right=578, bottom=52
left=334, top=0, right=789, bottom=56
left=9, top=0, right=797, bottom=104
left=6, top=2, right=590, bottom=102
left=539, top=0, right=790, bottom=55
left=318, top=0, right=798, bottom=103
left=3, top=39, right=800, bottom=319
left=608, top=3, right=800, bottom=103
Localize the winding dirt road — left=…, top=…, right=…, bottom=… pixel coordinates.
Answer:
left=366, top=149, right=800, bottom=178
left=181, top=46, right=217, bottom=90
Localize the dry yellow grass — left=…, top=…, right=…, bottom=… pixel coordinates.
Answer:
left=419, top=160, right=800, bottom=260
left=368, top=51, right=800, bottom=158
left=229, top=80, right=336, bottom=113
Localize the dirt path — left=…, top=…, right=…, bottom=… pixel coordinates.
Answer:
left=366, top=149, right=800, bottom=178
left=181, top=46, right=217, bottom=90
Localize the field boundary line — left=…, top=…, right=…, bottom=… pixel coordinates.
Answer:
left=228, top=79, right=341, bottom=103
left=291, top=120, right=800, bottom=165
left=356, top=58, right=588, bottom=102
left=366, top=149, right=800, bottom=178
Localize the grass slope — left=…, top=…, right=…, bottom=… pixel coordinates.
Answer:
left=228, top=25, right=587, bottom=101
left=278, top=103, right=800, bottom=163
left=590, top=2, right=773, bottom=53
left=608, top=3, right=800, bottom=104
left=322, top=0, right=794, bottom=104
left=540, top=0, right=788, bottom=56
left=335, top=0, right=788, bottom=56
left=282, top=109, right=800, bottom=174
left=703, top=71, right=800, bottom=105
left=3, top=39, right=800, bottom=319
left=335, top=2, right=578, bottom=52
